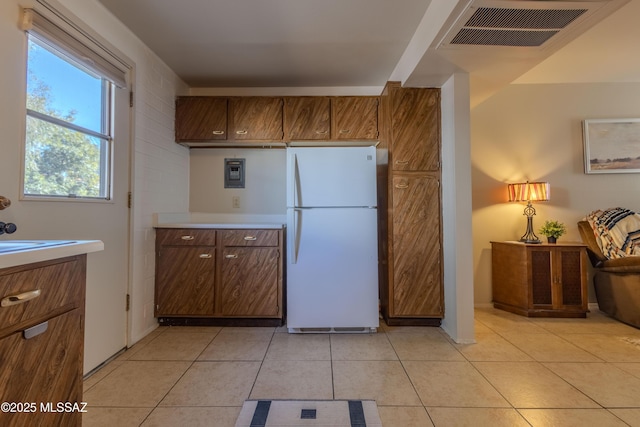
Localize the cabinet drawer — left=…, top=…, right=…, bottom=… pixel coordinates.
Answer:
left=0, top=257, right=84, bottom=336
left=222, top=229, right=279, bottom=247
left=0, top=308, right=83, bottom=426
left=156, top=229, right=216, bottom=246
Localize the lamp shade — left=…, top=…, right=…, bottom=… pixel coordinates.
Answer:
left=507, top=181, right=550, bottom=202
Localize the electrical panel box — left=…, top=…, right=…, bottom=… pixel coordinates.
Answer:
left=224, top=158, right=245, bottom=188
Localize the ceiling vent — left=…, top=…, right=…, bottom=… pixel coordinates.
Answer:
left=437, top=0, right=621, bottom=50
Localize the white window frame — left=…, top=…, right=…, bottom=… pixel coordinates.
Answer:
left=20, top=5, right=130, bottom=203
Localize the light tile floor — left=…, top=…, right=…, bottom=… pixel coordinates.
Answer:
left=82, top=307, right=640, bottom=426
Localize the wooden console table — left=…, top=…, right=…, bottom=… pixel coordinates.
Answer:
left=491, top=241, right=588, bottom=318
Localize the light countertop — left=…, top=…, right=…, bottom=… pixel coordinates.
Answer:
left=153, top=212, right=286, bottom=229
left=0, top=240, right=104, bottom=270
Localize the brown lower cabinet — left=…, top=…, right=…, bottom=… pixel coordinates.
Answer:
left=155, top=228, right=283, bottom=326
left=0, top=255, right=86, bottom=427
left=389, top=174, right=443, bottom=319
left=491, top=241, right=588, bottom=317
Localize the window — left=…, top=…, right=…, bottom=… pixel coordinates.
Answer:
left=24, top=34, right=113, bottom=200
left=21, top=6, right=129, bottom=201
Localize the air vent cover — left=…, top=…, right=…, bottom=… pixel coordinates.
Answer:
left=438, top=0, right=617, bottom=50
left=450, top=28, right=560, bottom=46
left=452, top=7, right=586, bottom=47
left=466, top=7, right=586, bottom=29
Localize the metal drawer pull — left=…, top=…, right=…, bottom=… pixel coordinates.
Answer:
left=225, top=254, right=238, bottom=259
left=212, top=130, right=225, bottom=135
left=23, top=321, right=48, bottom=340
left=1, top=289, right=42, bottom=307
left=395, top=183, right=409, bottom=189
left=395, top=160, right=409, bottom=165
left=199, top=254, right=212, bottom=259
left=243, top=236, right=257, bottom=241
left=236, top=130, right=248, bottom=135
left=339, top=129, right=350, bottom=134
left=315, top=130, right=328, bottom=135
left=181, top=235, right=195, bottom=240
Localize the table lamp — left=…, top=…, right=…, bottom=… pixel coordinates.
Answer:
left=507, top=181, right=550, bottom=244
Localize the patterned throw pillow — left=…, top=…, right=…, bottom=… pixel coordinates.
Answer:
left=586, top=208, right=640, bottom=259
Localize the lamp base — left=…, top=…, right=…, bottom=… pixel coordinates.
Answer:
left=519, top=203, right=541, bottom=244
left=520, top=237, right=541, bottom=244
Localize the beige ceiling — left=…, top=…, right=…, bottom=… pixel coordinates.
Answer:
left=96, top=0, right=640, bottom=104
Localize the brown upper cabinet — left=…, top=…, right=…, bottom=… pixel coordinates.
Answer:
left=390, top=88, right=440, bottom=171
left=174, top=95, right=379, bottom=145
left=230, top=97, right=284, bottom=141
left=283, top=97, right=331, bottom=141
left=175, top=97, right=228, bottom=141
left=332, top=97, right=379, bottom=140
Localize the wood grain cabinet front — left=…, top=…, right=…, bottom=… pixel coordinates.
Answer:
left=491, top=241, right=588, bottom=317
left=230, top=97, right=284, bottom=141
left=155, top=246, right=216, bottom=316
left=283, top=97, right=331, bottom=141
left=331, top=96, right=379, bottom=140
left=378, top=82, right=443, bottom=326
left=390, top=87, right=440, bottom=171
left=155, top=228, right=283, bottom=325
left=390, top=174, right=443, bottom=318
left=175, top=96, right=228, bottom=142
left=220, top=229, right=281, bottom=317
left=0, top=255, right=86, bottom=427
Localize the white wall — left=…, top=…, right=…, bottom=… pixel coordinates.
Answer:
left=471, top=82, right=640, bottom=306
left=441, top=74, right=475, bottom=343
left=0, top=0, right=190, bottom=372
left=190, top=149, right=286, bottom=214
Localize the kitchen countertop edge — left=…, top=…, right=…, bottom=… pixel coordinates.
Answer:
left=153, top=222, right=285, bottom=229
left=0, top=240, right=104, bottom=270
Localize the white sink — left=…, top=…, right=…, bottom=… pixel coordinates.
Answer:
left=0, top=240, right=77, bottom=254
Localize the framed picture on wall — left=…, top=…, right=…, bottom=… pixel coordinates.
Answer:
left=583, top=118, right=640, bottom=174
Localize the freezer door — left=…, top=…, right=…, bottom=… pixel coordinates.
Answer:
left=286, top=207, right=379, bottom=330
left=287, top=147, right=377, bottom=208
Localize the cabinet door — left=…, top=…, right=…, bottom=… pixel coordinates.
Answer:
left=156, top=247, right=215, bottom=315
left=390, top=174, right=442, bottom=317
left=557, top=247, right=586, bottom=308
left=175, top=97, right=227, bottom=141
left=220, top=247, right=279, bottom=316
left=530, top=248, right=553, bottom=306
left=284, top=97, right=330, bottom=140
left=530, top=247, right=587, bottom=310
left=0, top=309, right=83, bottom=427
left=230, top=97, right=283, bottom=140
left=391, top=88, right=440, bottom=171
left=332, top=97, right=379, bottom=140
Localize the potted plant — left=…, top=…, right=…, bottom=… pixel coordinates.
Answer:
left=539, top=220, right=567, bottom=244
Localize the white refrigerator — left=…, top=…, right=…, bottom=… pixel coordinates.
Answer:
left=286, top=146, right=379, bottom=333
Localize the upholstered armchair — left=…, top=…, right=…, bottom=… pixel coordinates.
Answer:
left=578, top=220, right=640, bottom=328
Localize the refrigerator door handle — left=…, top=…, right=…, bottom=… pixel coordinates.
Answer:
left=288, top=152, right=301, bottom=207
left=289, top=208, right=304, bottom=264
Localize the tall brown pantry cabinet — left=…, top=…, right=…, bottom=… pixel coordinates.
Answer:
left=378, top=82, right=443, bottom=326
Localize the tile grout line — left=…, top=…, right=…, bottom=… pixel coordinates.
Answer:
left=246, top=328, right=277, bottom=402
left=385, top=327, right=439, bottom=426
left=136, top=326, right=223, bottom=426
left=83, top=325, right=171, bottom=395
